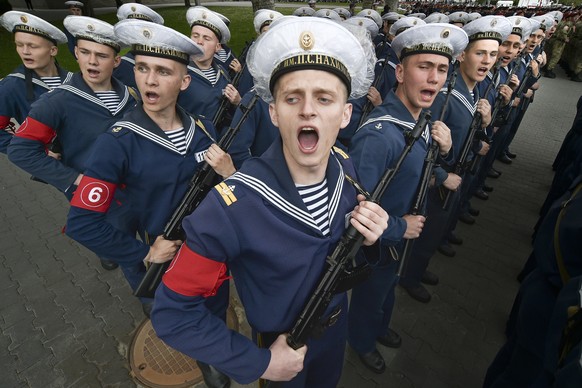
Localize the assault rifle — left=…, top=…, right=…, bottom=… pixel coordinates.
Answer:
left=490, top=52, right=525, bottom=127
left=283, top=112, right=430, bottom=350
left=398, top=66, right=459, bottom=276
left=357, top=62, right=386, bottom=128
left=134, top=94, right=259, bottom=298
left=501, top=61, right=533, bottom=123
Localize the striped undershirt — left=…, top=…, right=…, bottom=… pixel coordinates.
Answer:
left=200, top=67, right=218, bottom=85
left=215, top=49, right=229, bottom=63
left=297, top=179, right=330, bottom=236
left=40, top=76, right=62, bottom=90
left=165, top=127, right=187, bottom=155
left=95, top=90, right=120, bottom=113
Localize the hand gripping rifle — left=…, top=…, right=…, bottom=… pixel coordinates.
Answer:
left=501, top=60, right=533, bottom=123
left=490, top=53, right=525, bottom=127
left=285, top=112, right=430, bottom=349
left=134, top=94, right=259, bottom=298
left=398, top=66, right=459, bottom=276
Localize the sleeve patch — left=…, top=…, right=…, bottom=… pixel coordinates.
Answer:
left=214, top=182, right=237, bottom=206
left=14, top=116, right=56, bottom=144
left=163, top=243, right=230, bottom=297
left=70, top=176, right=117, bottom=213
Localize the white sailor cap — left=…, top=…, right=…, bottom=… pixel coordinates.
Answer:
left=531, top=14, right=555, bottom=31
left=114, top=19, right=203, bottom=64
left=314, top=9, right=341, bottom=22
left=546, top=10, right=563, bottom=23
left=448, top=11, right=469, bottom=25
left=254, top=9, right=283, bottom=34
left=333, top=8, right=351, bottom=20
left=463, top=15, right=512, bottom=44
left=357, top=9, right=382, bottom=28
left=528, top=18, right=542, bottom=34
left=424, top=12, right=449, bottom=24
left=117, top=3, right=164, bottom=24
left=507, top=16, right=533, bottom=42
left=344, top=16, right=379, bottom=39
left=389, top=16, right=425, bottom=37
left=186, top=6, right=231, bottom=43
left=247, top=17, right=374, bottom=102
left=468, top=12, right=482, bottom=23
left=64, top=15, right=122, bottom=52
left=392, top=23, right=468, bottom=62
left=64, top=1, right=83, bottom=8
left=0, top=11, right=67, bottom=45
left=293, top=7, right=315, bottom=17
left=408, top=12, right=426, bottom=20
left=308, top=0, right=316, bottom=4
left=382, top=12, right=404, bottom=23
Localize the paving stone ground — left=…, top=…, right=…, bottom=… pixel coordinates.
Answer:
left=1, top=15, right=581, bottom=386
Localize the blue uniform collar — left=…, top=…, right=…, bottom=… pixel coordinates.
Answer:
left=229, top=137, right=350, bottom=235
left=8, top=64, right=73, bottom=90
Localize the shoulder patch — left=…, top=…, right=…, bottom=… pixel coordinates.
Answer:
left=332, top=146, right=350, bottom=159
left=108, top=125, right=130, bottom=138
left=214, top=182, right=237, bottom=206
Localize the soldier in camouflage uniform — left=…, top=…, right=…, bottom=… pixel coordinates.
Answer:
left=564, top=13, right=582, bottom=82
left=544, top=16, right=574, bottom=79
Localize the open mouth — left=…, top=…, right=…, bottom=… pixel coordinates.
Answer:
left=420, top=89, right=436, bottom=101
left=145, top=91, right=159, bottom=103
left=87, top=68, right=100, bottom=77
left=477, top=67, right=489, bottom=76
left=298, top=127, right=319, bottom=152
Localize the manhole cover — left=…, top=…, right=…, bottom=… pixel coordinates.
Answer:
left=129, top=304, right=239, bottom=387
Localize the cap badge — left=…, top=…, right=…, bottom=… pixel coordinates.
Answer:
left=131, top=6, right=136, bottom=12
left=516, top=19, right=521, bottom=25
left=20, top=15, right=28, bottom=23
left=87, top=23, right=95, bottom=32
left=142, top=28, right=151, bottom=39
left=270, top=13, right=274, bottom=19
left=413, top=20, right=418, bottom=25
left=491, top=18, right=498, bottom=27
left=300, top=31, right=314, bottom=51
left=358, top=21, right=363, bottom=26
left=441, top=28, right=450, bottom=38
left=367, top=10, right=371, bottom=15
left=202, top=12, right=207, bottom=20
left=326, top=10, right=330, bottom=16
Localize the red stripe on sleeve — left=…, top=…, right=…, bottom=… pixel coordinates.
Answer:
left=14, top=116, right=56, bottom=144
left=163, top=243, right=230, bottom=297
left=70, top=176, right=117, bottom=213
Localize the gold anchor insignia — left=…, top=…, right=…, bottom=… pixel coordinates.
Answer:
left=20, top=15, right=28, bottom=23
left=112, top=126, right=122, bottom=133
left=441, top=28, right=450, bottom=38
left=300, top=31, right=314, bottom=50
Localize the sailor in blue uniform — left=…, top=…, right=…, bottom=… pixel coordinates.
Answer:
left=7, top=16, right=137, bottom=272
left=0, top=11, right=72, bottom=153
left=65, top=20, right=234, bottom=387
left=112, top=3, right=164, bottom=89
left=374, top=12, right=403, bottom=60
left=399, top=15, right=511, bottom=303
left=180, top=6, right=241, bottom=134
left=484, top=174, right=582, bottom=387
left=347, top=22, right=462, bottom=374
left=152, top=17, right=388, bottom=387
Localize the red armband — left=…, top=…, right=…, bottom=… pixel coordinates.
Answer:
left=163, top=243, right=230, bottom=297
left=0, top=116, right=10, bottom=129
left=14, top=116, right=56, bottom=144
left=70, top=176, right=117, bottom=213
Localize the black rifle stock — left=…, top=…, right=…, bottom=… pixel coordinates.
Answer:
left=399, top=65, right=459, bottom=275
left=284, top=111, right=431, bottom=351
left=357, top=63, right=386, bottom=128
left=134, top=94, right=259, bottom=298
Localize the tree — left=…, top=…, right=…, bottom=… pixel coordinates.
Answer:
left=251, top=0, right=274, bottom=13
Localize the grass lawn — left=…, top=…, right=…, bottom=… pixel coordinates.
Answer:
left=1, top=4, right=356, bottom=76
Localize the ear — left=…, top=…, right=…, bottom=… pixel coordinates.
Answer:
left=268, top=102, right=279, bottom=128
left=395, top=63, right=404, bottom=84
left=74, top=45, right=79, bottom=60
left=181, top=73, right=191, bottom=91
left=113, top=54, right=121, bottom=68
left=215, top=42, right=222, bottom=54
left=50, top=45, right=58, bottom=57
left=458, top=51, right=466, bottom=62
left=340, top=102, right=353, bottom=129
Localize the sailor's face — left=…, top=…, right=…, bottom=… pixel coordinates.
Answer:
left=14, top=32, right=57, bottom=73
